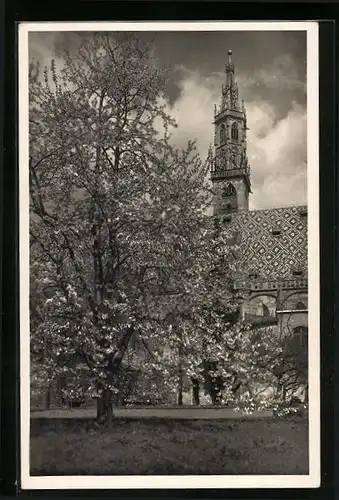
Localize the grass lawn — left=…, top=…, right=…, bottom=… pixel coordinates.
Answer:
left=30, top=417, right=308, bottom=476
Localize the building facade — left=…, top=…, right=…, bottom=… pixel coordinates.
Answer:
left=210, top=50, right=308, bottom=352
left=31, top=50, right=309, bottom=410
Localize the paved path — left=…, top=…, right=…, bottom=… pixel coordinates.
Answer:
left=31, top=407, right=273, bottom=419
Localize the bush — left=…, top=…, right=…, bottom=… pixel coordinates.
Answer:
left=272, top=398, right=308, bottom=418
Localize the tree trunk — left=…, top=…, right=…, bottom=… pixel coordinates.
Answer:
left=96, top=388, right=113, bottom=426
left=45, top=385, right=51, bottom=410
left=178, top=376, right=183, bottom=406
left=178, top=355, right=183, bottom=406
left=210, top=389, right=217, bottom=406
left=178, top=388, right=183, bottom=406
left=191, top=378, right=200, bottom=406
left=277, top=382, right=284, bottom=402
left=304, top=384, right=308, bottom=403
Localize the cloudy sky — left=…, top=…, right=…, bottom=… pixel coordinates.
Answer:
left=29, top=29, right=307, bottom=210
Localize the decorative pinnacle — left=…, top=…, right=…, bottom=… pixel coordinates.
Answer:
left=226, top=49, right=234, bottom=73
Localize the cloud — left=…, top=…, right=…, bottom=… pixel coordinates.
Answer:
left=163, top=65, right=307, bottom=210
left=164, top=67, right=220, bottom=156
left=247, top=101, right=307, bottom=209
left=238, top=53, right=306, bottom=95
left=246, top=100, right=277, bottom=139
left=29, top=33, right=67, bottom=85
left=28, top=34, right=307, bottom=211
left=29, top=33, right=61, bottom=65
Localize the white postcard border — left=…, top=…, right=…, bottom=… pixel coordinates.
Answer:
left=19, top=21, right=320, bottom=490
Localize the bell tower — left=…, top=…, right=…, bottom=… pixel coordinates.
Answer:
left=211, top=50, right=251, bottom=216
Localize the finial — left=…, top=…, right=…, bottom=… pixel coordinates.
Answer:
left=228, top=49, right=232, bottom=63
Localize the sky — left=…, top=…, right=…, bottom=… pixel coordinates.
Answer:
left=29, top=29, right=307, bottom=210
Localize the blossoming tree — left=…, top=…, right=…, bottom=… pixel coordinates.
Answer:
left=29, top=33, right=288, bottom=424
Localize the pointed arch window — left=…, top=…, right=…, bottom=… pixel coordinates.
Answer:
left=230, top=153, right=237, bottom=168
left=222, top=183, right=236, bottom=198
left=262, top=304, right=270, bottom=316
left=293, top=326, right=308, bottom=349
left=220, top=124, right=226, bottom=144
left=231, top=122, right=239, bottom=141
left=221, top=183, right=237, bottom=213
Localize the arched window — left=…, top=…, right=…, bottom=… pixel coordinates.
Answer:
left=220, top=124, right=226, bottom=143
left=293, top=326, right=308, bottom=349
left=296, top=301, right=306, bottom=310
left=221, top=183, right=237, bottom=213
left=231, top=122, right=239, bottom=141
left=222, top=183, right=236, bottom=198
left=230, top=154, right=237, bottom=167
left=262, top=304, right=270, bottom=316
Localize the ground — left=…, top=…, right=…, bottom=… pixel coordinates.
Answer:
left=30, top=406, right=273, bottom=419
left=30, top=416, right=308, bottom=476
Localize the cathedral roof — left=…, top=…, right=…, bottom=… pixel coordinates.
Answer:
left=224, top=205, right=308, bottom=281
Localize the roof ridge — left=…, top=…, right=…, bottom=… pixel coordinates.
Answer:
left=241, top=205, right=307, bottom=214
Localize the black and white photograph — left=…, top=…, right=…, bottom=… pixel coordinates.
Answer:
left=19, top=21, right=320, bottom=489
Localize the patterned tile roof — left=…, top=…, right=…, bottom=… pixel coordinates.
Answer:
left=224, top=206, right=308, bottom=280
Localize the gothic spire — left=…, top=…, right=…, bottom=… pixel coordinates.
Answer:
left=226, top=49, right=234, bottom=72
left=221, top=49, right=240, bottom=111
left=211, top=50, right=251, bottom=215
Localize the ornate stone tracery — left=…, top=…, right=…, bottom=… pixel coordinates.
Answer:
left=210, top=50, right=308, bottom=333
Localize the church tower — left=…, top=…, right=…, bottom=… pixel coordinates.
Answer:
left=211, top=50, right=251, bottom=216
